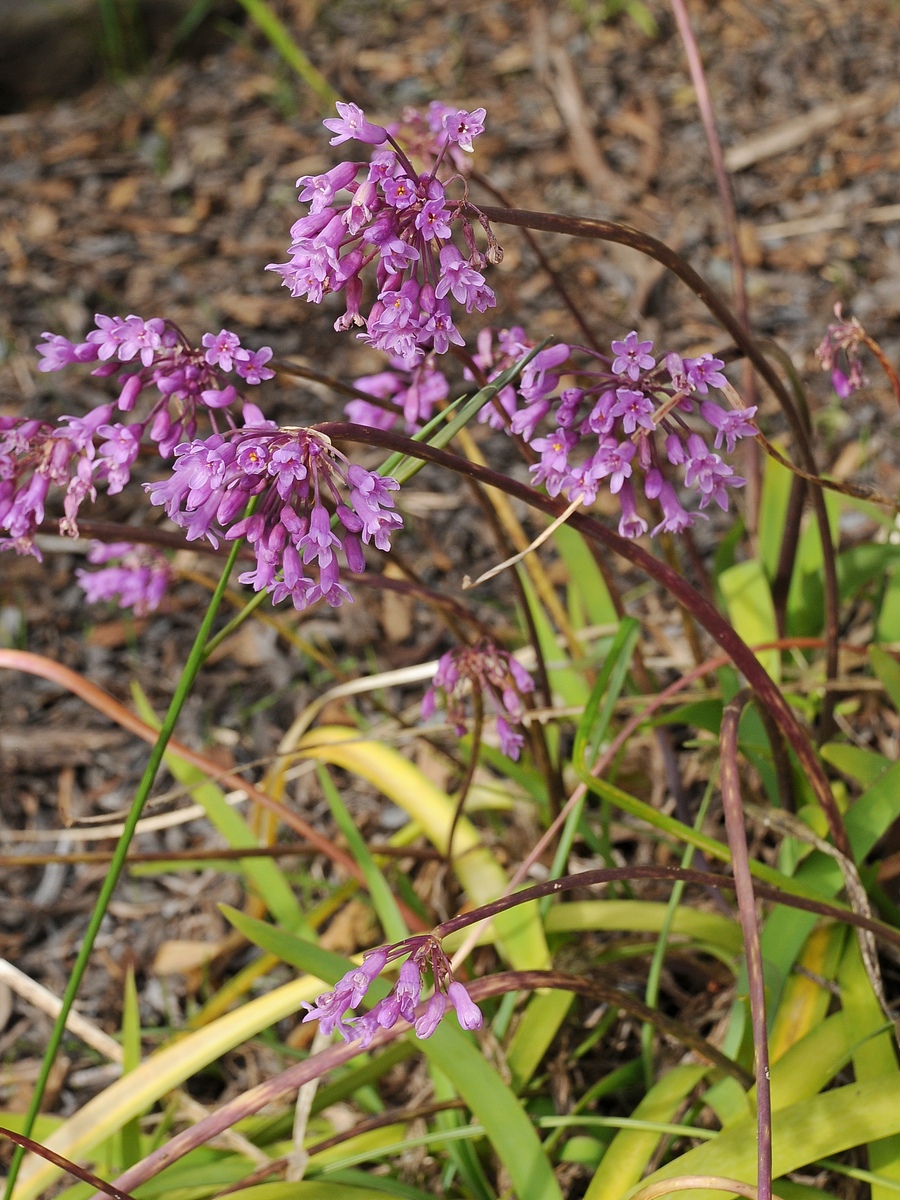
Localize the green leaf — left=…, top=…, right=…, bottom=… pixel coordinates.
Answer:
left=544, top=900, right=741, bottom=956
left=584, top=1064, right=708, bottom=1200
left=877, top=567, right=900, bottom=642
left=820, top=742, right=891, bottom=787
left=517, top=570, right=589, bottom=706
left=757, top=450, right=793, bottom=583
left=130, top=683, right=305, bottom=934
left=506, top=989, right=575, bottom=1090
left=838, top=934, right=900, bottom=1200
left=635, top=1074, right=900, bottom=1200
left=870, top=646, right=900, bottom=713
left=553, top=523, right=618, bottom=629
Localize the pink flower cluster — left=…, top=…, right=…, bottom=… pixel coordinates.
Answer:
left=76, top=541, right=171, bottom=616
left=471, top=327, right=757, bottom=537
left=268, top=101, right=498, bottom=363
left=145, top=408, right=402, bottom=611
left=37, top=314, right=273, bottom=456
left=422, top=640, right=535, bottom=761
left=1, top=317, right=274, bottom=559
left=302, top=934, right=482, bottom=1046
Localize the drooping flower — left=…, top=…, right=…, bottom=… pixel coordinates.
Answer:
left=76, top=541, right=172, bottom=615
left=815, top=303, right=868, bottom=397
left=301, top=935, right=482, bottom=1047
left=422, top=640, right=535, bottom=761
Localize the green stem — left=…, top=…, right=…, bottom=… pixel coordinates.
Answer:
left=641, top=770, right=718, bottom=1087
left=3, top=536, right=245, bottom=1200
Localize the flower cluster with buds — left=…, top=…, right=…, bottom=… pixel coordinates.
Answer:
left=37, top=314, right=273, bottom=456
left=422, top=640, right=535, bottom=761
left=76, top=541, right=172, bottom=616
left=302, top=935, right=482, bottom=1046
left=461, top=326, right=757, bottom=538
left=816, top=303, right=868, bottom=399
left=146, top=407, right=402, bottom=610
left=268, top=101, right=500, bottom=363
left=2, top=317, right=275, bottom=560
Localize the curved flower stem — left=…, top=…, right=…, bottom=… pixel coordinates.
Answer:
left=720, top=690, right=772, bottom=1200
left=431, top=864, right=900, bottom=953
left=474, top=203, right=842, bottom=738
left=2, top=535, right=246, bottom=1200
left=95, top=966, right=748, bottom=1200
left=318, top=422, right=851, bottom=859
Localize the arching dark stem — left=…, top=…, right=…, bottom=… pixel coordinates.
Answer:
left=318, top=421, right=850, bottom=857
left=473, top=203, right=841, bottom=739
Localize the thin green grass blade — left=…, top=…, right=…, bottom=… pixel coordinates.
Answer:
left=583, top=1063, right=708, bottom=1200
left=118, top=968, right=142, bottom=1171
left=574, top=616, right=641, bottom=768
left=233, top=0, right=338, bottom=108
left=755, top=451, right=792, bottom=584
left=316, top=765, right=408, bottom=944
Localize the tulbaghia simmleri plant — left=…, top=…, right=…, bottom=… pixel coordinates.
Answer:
left=5, top=98, right=816, bottom=1143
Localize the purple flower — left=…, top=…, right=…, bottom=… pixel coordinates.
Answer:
left=146, top=422, right=402, bottom=611
left=589, top=439, right=636, bottom=495
left=684, top=353, right=727, bottom=394
left=617, top=480, right=648, bottom=539
left=422, top=640, right=534, bottom=761
left=415, top=991, right=448, bottom=1038
left=322, top=102, right=388, bottom=147
left=76, top=541, right=171, bottom=616
left=416, top=197, right=452, bottom=241
left=611, top=331, right=655, bottom=381
left=610, top=387, right=656, bottom=435
left=699, top=401, right=758, bottom=453
left=447, top=981, right=483, bottom=1030
left=301, top=934, right=482, bottom=1045
left=202, top=330, right=242, bottom=372
left=441, top=107, right=486, bottom=152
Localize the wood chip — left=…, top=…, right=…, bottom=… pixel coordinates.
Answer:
left=725, top=82, right=900, bottom=171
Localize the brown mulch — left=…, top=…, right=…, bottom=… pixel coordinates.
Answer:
left=1, top=0, right=899, bottom=1118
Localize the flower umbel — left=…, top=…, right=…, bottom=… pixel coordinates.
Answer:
left=145, top=414, right=402, bottom=610
left=268, top=101, right=498, bottom=362
left=422, top=640, right=535, bottom=761
left=76, top=541, right=172, bottom=616
left=301, top=935, right=483, bottom=1046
